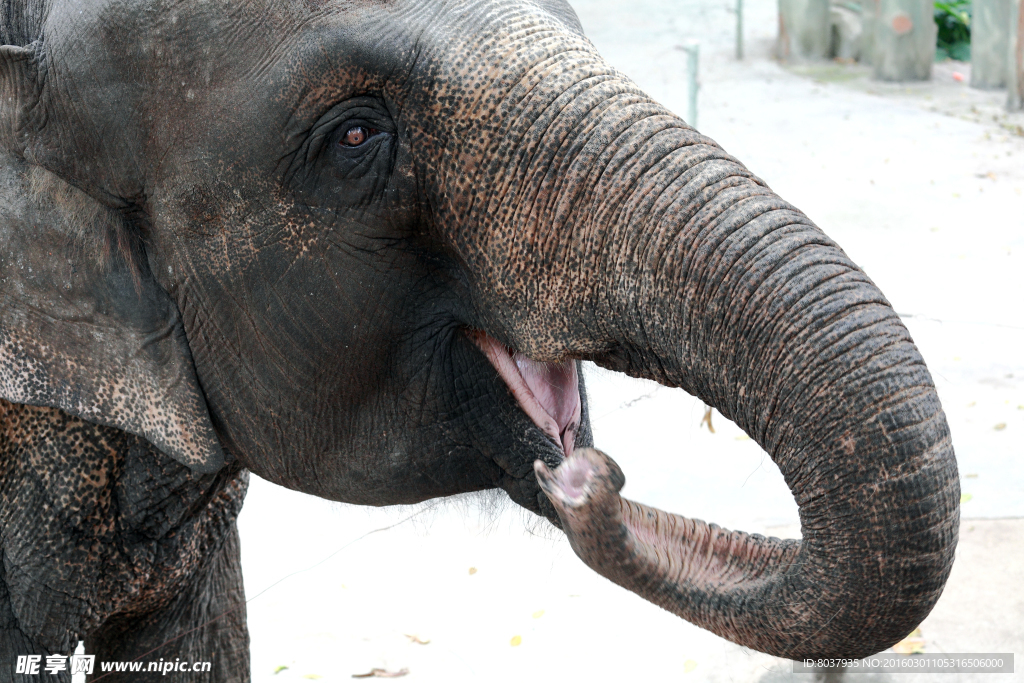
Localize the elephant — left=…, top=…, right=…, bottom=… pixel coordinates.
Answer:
left=0, top=0, right=960, bottom=679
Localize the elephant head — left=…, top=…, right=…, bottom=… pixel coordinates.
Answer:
left=0, top=0, right=958, bottom=660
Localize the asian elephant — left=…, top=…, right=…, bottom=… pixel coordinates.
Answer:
left=0, top=0, right=959, bottom=679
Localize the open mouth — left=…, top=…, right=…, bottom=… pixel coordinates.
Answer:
left=470, top=331, right=581, bottom=458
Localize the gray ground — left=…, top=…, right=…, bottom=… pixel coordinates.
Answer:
left=234, top=2, right=1024, bottom=681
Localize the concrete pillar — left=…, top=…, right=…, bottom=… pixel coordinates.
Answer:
left=777, top=0, right=830, bottom=60
left=1010, top=0, right=1024, bottom=109
left=872, top=0, right=936, bottom=80
left=973, top=0, right=1012, bottom=89
left=860, top=0, right=880, bottom=66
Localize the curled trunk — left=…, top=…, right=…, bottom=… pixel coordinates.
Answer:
left=530, top=129, right=961, bottom=658
left=427, top=8, right=960, bottom=657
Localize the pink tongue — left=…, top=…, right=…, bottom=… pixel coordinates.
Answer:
left=512, top=352, right=581, bottom=457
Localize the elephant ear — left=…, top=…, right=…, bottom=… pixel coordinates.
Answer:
left=0, top=154, right=225, bottom=472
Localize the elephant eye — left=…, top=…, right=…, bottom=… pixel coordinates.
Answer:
left=340, top=126, right=379, bottom=148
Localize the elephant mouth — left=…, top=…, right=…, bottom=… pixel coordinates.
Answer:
left=470, top=331, right=581, bottom=458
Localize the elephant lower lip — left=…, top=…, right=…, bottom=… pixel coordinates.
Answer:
left=470, top=331, right=581, bottom=458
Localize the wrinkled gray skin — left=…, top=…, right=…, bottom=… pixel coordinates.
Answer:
left=0, top=0, right=959, bottom=679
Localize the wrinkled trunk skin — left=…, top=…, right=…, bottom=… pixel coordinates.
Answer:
left=539, top=142, right=960, bottom=658
left=553, top=128, right=959, bottom=659
left=421, top=4, right=959, bottom=659
left=550, top=150, right=958, bottom=658
left=558, top=144, right=958, bottom=657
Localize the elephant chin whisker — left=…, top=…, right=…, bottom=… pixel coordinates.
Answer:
left=468, top=330, right=581, bottom=458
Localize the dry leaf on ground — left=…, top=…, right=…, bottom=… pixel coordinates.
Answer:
left=352, top=668, right=409, bottom=679
left=892, top=629, right=925, bottom=654
left=700, top=406, right=715, bottom=433
left=404, top=634, right=430, bottom=645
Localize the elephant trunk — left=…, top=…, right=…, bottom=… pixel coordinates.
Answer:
left=535, top=122, right=960, bottom=658
left=426, top=11, right=959, bottom=655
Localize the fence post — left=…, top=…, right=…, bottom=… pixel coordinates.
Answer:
left=1010, top=0, right=1024, bottom=109
left=681, top=42, right=700, bottom=128
left=776, top=0, right=830, bottom=60
left=973, top=0, right=1012, bottom=88
left=737, top=0, right=744, bottom=60
left=872, top=0, right=936, bottom=80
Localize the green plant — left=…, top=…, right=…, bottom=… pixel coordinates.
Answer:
left=934, top=0, right=972, bottom=61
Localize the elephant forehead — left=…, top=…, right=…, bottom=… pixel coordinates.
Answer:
left=71, top=0, right=441, bottom=94
left=38, top=0, right=589, bottom=173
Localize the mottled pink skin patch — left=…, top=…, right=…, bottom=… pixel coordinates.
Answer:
left=547, top=453, right=595, bottom=501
